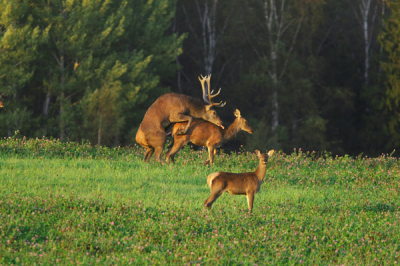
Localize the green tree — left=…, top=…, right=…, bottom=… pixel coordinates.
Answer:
left=0, top=0, right=47, bottom=136
left=0, top=0, right=184, bottom=145
left=379, top=0, right=400, bottom=146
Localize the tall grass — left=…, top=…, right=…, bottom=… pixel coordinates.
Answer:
left=0, top=134, right=399, bottom=264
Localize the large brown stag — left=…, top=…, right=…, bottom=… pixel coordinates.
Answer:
left=166, top=109, right=253, bottom=165
left=135, top=75, right=225, bottom=164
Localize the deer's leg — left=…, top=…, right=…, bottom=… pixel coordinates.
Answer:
left=246, top=192, right=255, bottom=212
left=144, top=147, right=154, bottom=162
left=205, top=146, right=215, bottom=165
left=149, top=131, right=167, bottom=164
left=154, top=145, right=165, bottom=165
left=204, top=190, right=223, bottom=209
left=170, top=114, right=193, bottom=134
left=166, top=137, right=188, bottom=164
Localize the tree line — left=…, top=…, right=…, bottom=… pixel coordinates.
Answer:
left=0, top=0, right=399, bottom=156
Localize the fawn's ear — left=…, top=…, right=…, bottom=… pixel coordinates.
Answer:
left=234, top=109, right=241, bottom=118
left=267, top=150, right=275, bottom=156
left=255, top=149, right=261, bottom=156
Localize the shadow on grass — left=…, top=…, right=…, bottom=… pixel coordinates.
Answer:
left=361, top=202, right=396, bottom=212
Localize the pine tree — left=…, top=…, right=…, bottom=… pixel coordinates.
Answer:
left=0, top=0, right=47, bottom=136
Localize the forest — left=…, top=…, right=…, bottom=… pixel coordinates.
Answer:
left=0, top=0, right=399, bottom=156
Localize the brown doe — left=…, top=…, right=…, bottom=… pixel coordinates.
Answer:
left=135, top=75, right=225, bottom=164
left=166, top=109, right=253, bottom=165
left=204, top=149, right=275, bottom=212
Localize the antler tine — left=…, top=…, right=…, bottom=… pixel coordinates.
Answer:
left=198, top=74, right=225, bottom=107
left=209, top=87, right=226, bottom=107
left=199, top=74, right=211, bottom=104
left=210, top=87, right=221, bottom=98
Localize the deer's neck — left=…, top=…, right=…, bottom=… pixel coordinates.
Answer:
left=222, top=119, right=240, bottom=141
left=255, top=163, right=267, bottom=182
left=188, top=99, right=207, bottom=115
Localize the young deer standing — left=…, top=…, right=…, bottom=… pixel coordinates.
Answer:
left=204, top=149, right=274, bottom=212
left=166, top=109, right=253, bottom=165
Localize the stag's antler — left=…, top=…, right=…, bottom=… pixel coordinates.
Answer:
left=198, top=74, right=226, bottom=107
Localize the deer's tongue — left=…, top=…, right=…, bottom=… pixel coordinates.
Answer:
left=220, top=125, right=224, bottom=129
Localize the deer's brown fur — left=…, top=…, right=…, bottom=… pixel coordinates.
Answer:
left=204, top=149, right=274, bottom=211
left=166, top=109, right=252, bottom=165
left=136, top=75, right=225, bottom=164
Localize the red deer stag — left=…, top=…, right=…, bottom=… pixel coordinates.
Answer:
left=135, top=75, right=225, bottom=164
left=166, top=109, right=253, bottom=165
left=204, top=149, right=275, bottom=212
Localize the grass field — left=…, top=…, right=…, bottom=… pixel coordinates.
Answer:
left=0, top=136, right=399, bottom=265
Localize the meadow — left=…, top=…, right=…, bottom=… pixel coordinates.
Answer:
left=0, top=134, right=399, bottom=265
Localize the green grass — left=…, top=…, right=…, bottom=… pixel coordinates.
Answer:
left=0, top=135, right=399, bottom=265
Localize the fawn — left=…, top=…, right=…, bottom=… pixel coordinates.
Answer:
left=166, top=109, right=253, bottom=165
left=204, top=149, right=275, bottom=212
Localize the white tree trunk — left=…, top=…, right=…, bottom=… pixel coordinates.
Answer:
left=355, top=0, right=380, bottom=87
left=361, top=0, right=371, bottom=87
left=263, top=0, right=302, bottom=132
left=198, top=0, right=218, bottom=74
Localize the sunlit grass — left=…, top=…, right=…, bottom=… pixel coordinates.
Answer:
left=0, top=135, right=399, bottom=264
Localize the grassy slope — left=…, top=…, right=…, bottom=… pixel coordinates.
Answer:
left=0, top=137, right=399, bottom=265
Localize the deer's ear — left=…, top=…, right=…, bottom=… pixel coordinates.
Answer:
left=234, top=109, right=241, bottom=118
left=255, top=150, right=261, bottom=156
left=267, top=150, right=275, bottom=156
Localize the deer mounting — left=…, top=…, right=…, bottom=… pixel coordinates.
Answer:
left=204, top=149, right=274, bottom=212
left=198, top=74, right=226, bottom=108
left=166, top=109, right=252, bottom=165
left=135, top=74, right=226, bottom=164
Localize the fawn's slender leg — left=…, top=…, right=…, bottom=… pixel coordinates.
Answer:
left=204, top=190, right=223, bottom=208
left=246, top=193, right=255, bottom=212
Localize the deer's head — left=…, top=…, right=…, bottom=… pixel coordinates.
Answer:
left=255, top=149, right=275, bottom=165
left=233, top=109, right=253, bottom=134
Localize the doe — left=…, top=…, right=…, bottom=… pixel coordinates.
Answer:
left=166, top=109, right=253, bottom=165
left=204, top=149, right=274, bottom=212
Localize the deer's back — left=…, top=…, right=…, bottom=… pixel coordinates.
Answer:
left=173, top=119, right=223, bottom=146
left=140, top=93, right=203, bottom=131
left=208, top=171, right=259, bottom=194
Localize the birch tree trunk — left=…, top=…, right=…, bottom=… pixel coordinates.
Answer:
left=355, top=0, right=379, bottom=87
left=59, top=53, right=66, bottom=141
left=198, top=0, right=218, bottom=74
left=183, top=0, right=228, bottom=75
left=263, top=0, right=303, bottom=131
left=42, top=89, right=51, bottom=136
left=97, top=120, right=102, bottom=150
